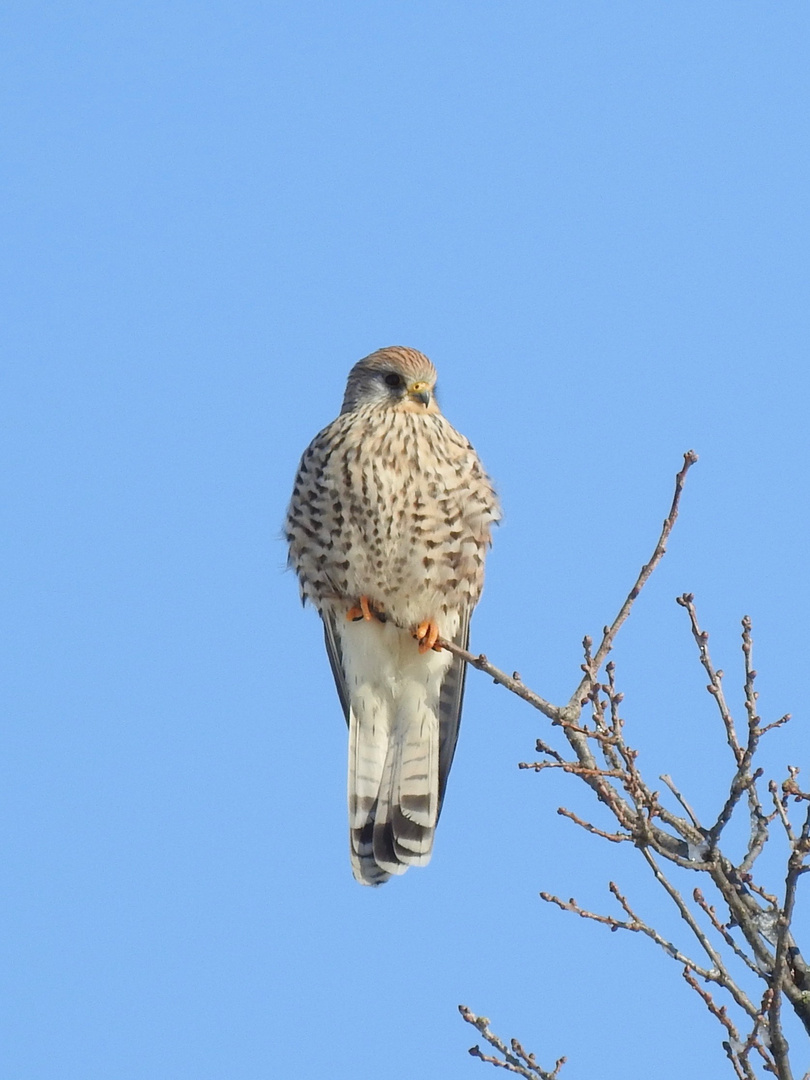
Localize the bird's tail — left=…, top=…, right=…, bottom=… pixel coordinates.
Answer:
left=348, top=695, right=439, bottom=886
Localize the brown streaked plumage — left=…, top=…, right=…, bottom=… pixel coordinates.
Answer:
left=285, top=346, right=500, bottom=885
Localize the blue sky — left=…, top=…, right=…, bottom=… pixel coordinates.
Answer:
left=3, top=3, right=809, bottom=1078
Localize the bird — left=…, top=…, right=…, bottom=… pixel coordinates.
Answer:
left=285, top=346, right=499, bottom=885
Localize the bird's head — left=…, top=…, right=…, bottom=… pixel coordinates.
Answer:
left=341, top=346, right=440, bottom=415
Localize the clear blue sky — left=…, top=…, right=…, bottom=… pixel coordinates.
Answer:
left=3, top=4, right=809, bottom=1078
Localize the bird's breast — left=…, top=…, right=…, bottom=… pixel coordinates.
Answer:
left=318, top=411, right=494, bottom=625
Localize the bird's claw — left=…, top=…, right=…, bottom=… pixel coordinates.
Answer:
left=414, top=619, right=442, bottom=653
left=346, top=596, right=386, bottom=623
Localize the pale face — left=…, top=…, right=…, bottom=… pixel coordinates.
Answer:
left=341, top=346, right=440, bottom=415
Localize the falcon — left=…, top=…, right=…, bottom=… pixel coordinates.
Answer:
left=285, top=346, right=499, bottom=885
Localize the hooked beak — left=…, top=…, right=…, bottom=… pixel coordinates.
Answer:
left=408, top=381, right=431, bottom=407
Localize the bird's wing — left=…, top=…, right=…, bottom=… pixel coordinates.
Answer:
left=322, top=609, right=351, bottom=723
left=436, top=606, right=471, bottom=815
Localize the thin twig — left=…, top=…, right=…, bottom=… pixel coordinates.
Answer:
left=771, top=781, right=797, bottom=844
left=459, top=1007, right=564, bottom=1080
left=555, top=806, right=632, bottom=843
left=566, top=450, right=699, bottom=710
left=692, top=888, right=762, bottom=977
left=438, top=451, right=699, bottom=734
left=539, top=888, right=715, bottom=980
left=450, top=453, right=809, bottom=1077
left=681, top=968, right=760, bottom=1080
left=740, top=783, right=772, bottom=874
left=660, top=773, right=704, bottom=831
left=640, top=847, right=758, bottom=1020
left=769, top=808, right=810, bottom=1074
left=435, top=642, right=562, bottom=722
left=677, top=593, right=743, bottom=765
left=518, top=761, right=625, bottom=780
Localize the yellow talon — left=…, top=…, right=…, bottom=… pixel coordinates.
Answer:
left=414, top=619, right=441, bottom=653
left=347, top=596, right=378, bottom=622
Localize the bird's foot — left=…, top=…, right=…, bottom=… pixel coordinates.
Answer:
left=346, top=596, right=386, bottom=623
left=414, top=619, right=442, bottom=653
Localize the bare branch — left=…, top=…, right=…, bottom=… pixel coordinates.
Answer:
left=518, top=761, right=625, bottom=780
left=567, top=450, right=699, bottom=709
left=639, top=847, right=759, bottom=1020
left=435, top=642, right=562, bottom=722
left=539, top=887, right=716, bottom=980
left=771, top=781, right=797, bottom=844
left=438, top=451, right=699, bottom=730
left=660, top=773, right=704, bottom=831
left=676, top=593, right=743, bottom=765
left=681, top=968, right=762, bottom=1080
left=760, top=715, right=792, bottom=736
left=451, top=454, right=809, bottom=1078
left=555, top=806, right=632, bottom=843
left=740, top=783, right=772, bottom=874
left=459, top=1007, right=565, bottom=1080
left=692, top=887, right=762, bottom=977
left=769, top=808, right=810, bottom=1076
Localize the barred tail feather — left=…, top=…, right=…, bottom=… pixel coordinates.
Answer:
left=327, top=614, right=456, bottom=886
left=348, top=703, right=441, bottom=885
left=391, top=702, right=438, bottom=864
left=347, top=689, right=394, bottom=885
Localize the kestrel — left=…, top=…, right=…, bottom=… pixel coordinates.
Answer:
left=285, top=346, right=499, bottom=885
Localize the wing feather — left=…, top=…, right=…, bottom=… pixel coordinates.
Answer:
left=436, top=607, right=471, bottom=815
left=322, top=610, right=350, bottom=723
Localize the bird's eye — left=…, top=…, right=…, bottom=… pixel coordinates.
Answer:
left=384, top=372, right=404, bottom=388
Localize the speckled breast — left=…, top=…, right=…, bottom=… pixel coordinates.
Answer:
left=287, top=407, right=497, bottom=629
